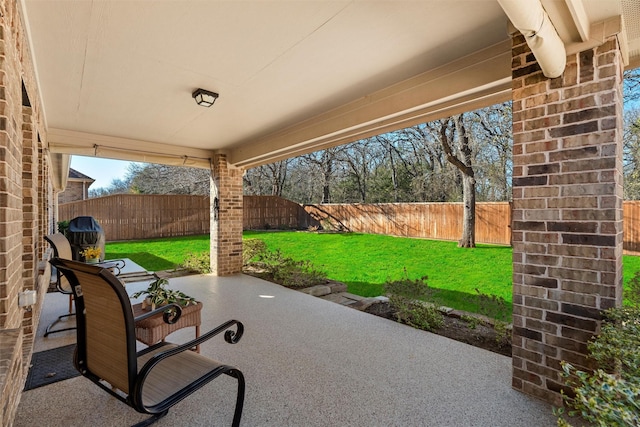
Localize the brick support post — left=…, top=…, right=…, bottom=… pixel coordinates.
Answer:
left=511, top=33, right=624, bottom=405
left=21, top=105, right=38, bottom=363
left=210, top=154, right=244, bottom=275
left=38, top=139, right=53, bottom=259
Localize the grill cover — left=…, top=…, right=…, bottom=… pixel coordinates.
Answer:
left=67, top=216, right=106, bottom=262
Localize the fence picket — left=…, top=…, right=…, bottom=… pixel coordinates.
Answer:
left=59, top=195, right=638, bottom=252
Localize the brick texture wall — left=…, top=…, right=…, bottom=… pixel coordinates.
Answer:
left=511, top=33, right=624, bottom=405
left=0, top=0, right=50, bottom=424
left=21, top=105, right=38, bottom=365
left=58, top=180, right=89, bottom=204
left=210, top=154, right=244, bottom=275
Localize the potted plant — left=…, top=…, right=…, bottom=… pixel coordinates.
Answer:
left=130, top=277, right=197, bottom=311
left=81, top=246, right=101, bottom=264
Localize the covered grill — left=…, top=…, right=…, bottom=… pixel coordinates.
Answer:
left=67, top=216, right=106, bottom=262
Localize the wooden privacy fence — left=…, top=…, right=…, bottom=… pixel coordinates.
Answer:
left=304, top=202, right=512, bottom=245
left=624, top=201, right=640, bottom=253
left=59, top=195, right=640, bottom=250
left=244, top=195, right=318, bottom=230
left=59, top=194, right=210, bottom=241
left=59, top=195, right=315, bottom=241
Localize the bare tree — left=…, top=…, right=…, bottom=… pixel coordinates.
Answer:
left=243, top=160, right=290, bottom=197
left=89, top=177, right=132, bottom=198
left=437, top=114, right=476, bottom=248
left=624, top=69, right=640, bottom=103
left=129, top=163, right=210, bottom=195
left=471, top=103, right=512, bottom=201
left=301, top=147, right=343, bottom=203
left=624, top=108, right=640, bottom=199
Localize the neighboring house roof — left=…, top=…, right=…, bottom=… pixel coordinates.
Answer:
left=68, top=168, right=95, bottom=183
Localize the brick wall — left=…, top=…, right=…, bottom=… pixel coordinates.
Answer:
left=511, top=33, right=624, bottom=405
left=210, top=154, right=244, bottom=275
left=58, top=180, right=89, bottom=204
left=0, top=0, right=50, bottom=424
left=38, top=139, right=54, bottom=259
left=21, top=105, right=38, bottom=365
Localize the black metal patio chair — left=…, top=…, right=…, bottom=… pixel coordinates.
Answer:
left=44, top=233, right=125, bottom=336
left=50, top=257, right=245, bottom=427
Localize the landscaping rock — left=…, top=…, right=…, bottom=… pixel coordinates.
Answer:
left=325, top=280, right=347, bottom=293
left=299, top=285, right=332, bottom=297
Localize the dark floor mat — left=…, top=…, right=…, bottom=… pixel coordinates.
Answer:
left=24, top=344, right=79, bottom=391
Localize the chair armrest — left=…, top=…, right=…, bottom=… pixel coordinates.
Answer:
left=134, top=303, right=182, bottom=325
left=137, top=319, right=244, bottom=376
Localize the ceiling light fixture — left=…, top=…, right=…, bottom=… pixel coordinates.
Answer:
left=192, top=88, right=219, bottom=107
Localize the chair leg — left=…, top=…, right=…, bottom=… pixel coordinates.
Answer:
left=227, top=369, right=245, bottom=427
left=131, top=410, right=168, bottom=427
left=44, top=312, right=77, bottom=337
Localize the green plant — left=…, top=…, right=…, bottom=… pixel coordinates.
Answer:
left=243, top=239, right=267, bottom=266
left=557, top=306, right=640, bottom=426
left=130, top=277, right=197, bottom=310
left=461, top=314, right=480, bottom=329
left=384, top=274, right=443, bottom=332
left=181, top=251, right=211, bottom=274
left=493, top=320, right=510, bottom=347
left=249, top=248, right=327, bottom=288
left=273, top=259, right=327, bottom=288
left=57, top=220, right=70, bottom=236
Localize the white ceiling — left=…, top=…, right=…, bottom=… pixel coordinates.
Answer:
left=21, top=0, right=640, bottom=168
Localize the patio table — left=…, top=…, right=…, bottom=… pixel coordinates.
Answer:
left=132, top=302, right=202, bottom=352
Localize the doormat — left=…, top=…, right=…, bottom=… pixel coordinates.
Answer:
left=24, top=344, right=80, bottom=391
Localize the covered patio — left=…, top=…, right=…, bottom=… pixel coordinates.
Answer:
left=16, top=273, right=555, bottom=426
left=2, top=0, right=640, bottom=425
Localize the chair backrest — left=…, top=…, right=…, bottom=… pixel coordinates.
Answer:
left=45, top=234, right=73, bottom=292
left=45, top=233, right=73, bottom=259
left=51, top=258, right=138, bottom=395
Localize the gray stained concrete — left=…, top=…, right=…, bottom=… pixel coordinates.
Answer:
left=16, top=274, right=556, bottom=426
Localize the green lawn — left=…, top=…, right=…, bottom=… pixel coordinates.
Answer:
left=105, top=234, right=210, bottom=271
left=106, top=231, right=640, bottom=318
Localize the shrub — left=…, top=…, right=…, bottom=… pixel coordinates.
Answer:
left=246, top=246, right=327, bottom=288
left=57, top=220, right=70, bottom=236
left=243, top=239, right=267, bottom=266
left=557, top=303, right=640, bottom=426
left=273, top=259, right=327, bottom=288
left=384, top=275, right=443, bottom=332
left=466, top=288, right=511, bottom=346
left=181, top=251, right=211, bottom=274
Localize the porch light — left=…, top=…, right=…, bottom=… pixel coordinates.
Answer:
left=192, top=88, right=219, bottom=107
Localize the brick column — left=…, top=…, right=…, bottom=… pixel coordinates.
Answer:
left=22, top=106, right=37, bottom=290
left=21, top=105, right=38, bottom=363
left=38, top=138, right=53, bottom=259
left=210, top=154, right=244, bottom=275
left=511, top=33, right=624, bottom=405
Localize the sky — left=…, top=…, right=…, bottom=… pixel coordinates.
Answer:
left=70, top=156, right=136, bottom=190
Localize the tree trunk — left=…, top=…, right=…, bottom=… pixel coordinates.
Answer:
left=456, top=115, right=476, bottom=248
left=459, top=173, right=476, bottom=247
left=438, top=115, right=476, bottom=248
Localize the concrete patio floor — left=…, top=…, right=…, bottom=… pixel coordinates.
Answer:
left=15, top=273, right=556, bottom=426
